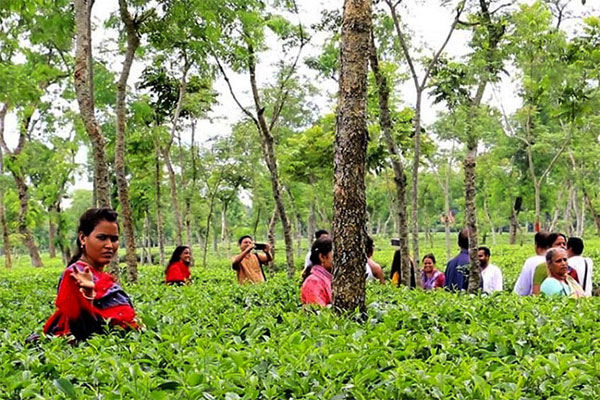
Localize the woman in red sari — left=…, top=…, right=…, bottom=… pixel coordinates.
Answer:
left=165, top=246, right=192, bottom=285
left=44, top=208, right=137, bottom=341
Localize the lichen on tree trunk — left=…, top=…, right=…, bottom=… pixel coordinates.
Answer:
left=332, top=0, right=372, bottom=314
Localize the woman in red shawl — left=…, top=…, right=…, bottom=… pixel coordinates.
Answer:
left=165, top=246, right=192, bottom=285
left=44, top=208, right=137, bottom=341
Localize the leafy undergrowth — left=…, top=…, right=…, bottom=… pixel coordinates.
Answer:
left=2, top=260, right=600, bottom=400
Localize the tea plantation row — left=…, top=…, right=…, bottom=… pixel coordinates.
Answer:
left=1, top=244, right=600, bottom=399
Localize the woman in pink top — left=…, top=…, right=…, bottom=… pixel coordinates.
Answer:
left=301, top=236, right=333, bottom=306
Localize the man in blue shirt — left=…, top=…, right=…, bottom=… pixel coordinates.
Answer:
left=444, top=229, right=471, bottom=291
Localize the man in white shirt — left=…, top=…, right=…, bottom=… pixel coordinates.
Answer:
left=478, top=246, right=503, bottom=293
left=567, top=237, right=593, bottom=297
left=513, top=232, right=550, bottom=295
left=304, top=229, right=329, bottom=268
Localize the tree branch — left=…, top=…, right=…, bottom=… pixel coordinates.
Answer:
left=385, top=0, right=419, bottom=91
left=421, top=1, right=465, bottom=88
left=211, top=52, right=257, bottom=125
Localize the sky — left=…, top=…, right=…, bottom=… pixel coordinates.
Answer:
left=3, top=0, right=598, bottom=194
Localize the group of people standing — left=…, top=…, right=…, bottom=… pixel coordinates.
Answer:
left=42, top=207, right=594, bottom=341
left=298, top=228, right=505, bottom=307
left=514, top=231, right=593, bottom=298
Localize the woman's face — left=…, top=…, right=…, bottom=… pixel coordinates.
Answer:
left=180, top=248, right=192, bottom=264
left=80, top=220, right=119, bottom=269
left=553, top=235, right=566, bottom=249
left=423, top=257, right=435, bottom=273
left=319, top=251, right=333, bottom=271
left=549, top=249, right=568, bottom=278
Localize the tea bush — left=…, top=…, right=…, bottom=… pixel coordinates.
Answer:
left=2, top=241, right=600, bottom=399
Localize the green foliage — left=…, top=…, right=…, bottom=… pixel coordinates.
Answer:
left=3, top=239, right=600, bottom=399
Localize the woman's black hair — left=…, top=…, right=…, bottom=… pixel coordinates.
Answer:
left=302, top=236, right=333, bottom=283
left=422, top=253, right=436, bottom=264
left=166, top=246, right=190, bottom=271
left=68, top=208, right=119, bottom=266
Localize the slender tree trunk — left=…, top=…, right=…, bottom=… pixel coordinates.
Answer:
left=509, top=207, right=520, bottom=245
left=252, top=205, right=261, bottom=239
left=115, top=0, right=140, bottom=282
left=465, top=82, right=487, bottom=292
left=14, top=174, right=43, bottom=267
left=154, top=143, right=166, bottom=266
left=308, top=196, right=316, bottom=245
left=576, top=193, right=585, bottom=237
left=143, top=210, right=152, bottom=264
left=162, top=58, right=190, bottom=245
left=548, top=189, right=564, bottom=232
left=267, top=205, right=278, bottom=274
left=74, top=0, right=110, bottom=207
left=202, top=184, right=220, bottom=267
left=48, top=205, right=57, bottom=258
left=369, top=31, right=411, bottom=284
left=484, top=198, right=496, bottom=246
left=246, top=47, right=296, bottom=278
left=443, top=164, right=452, bottom=261
left=0, top=117, right=12, bottom=268
left=332, top=0, right=371, bottom=313
left=563, top=184, right=574, bottom=236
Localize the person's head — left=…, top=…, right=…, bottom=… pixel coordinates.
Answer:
left=168, top=246, right=191, bottom=267
left=478, top=246, right=491, bottom=268
left=458, top=228, right=469, bottom=250
left=546, top=247, right=569, bottom=279
left=69, top=208, right=119, bottom=269
left=366, top=236, right=374, bottom=258
left=315, top=229, right=329, bottom=240
left=309, top=236, right=333, bottom=270
left=550, top=232, right=567, bottom=249
left=534, top=231, right=550, bottom=255
left=422, top=253, right=436, bottom=273
left=238, top=235, right=253, bottom=251
left=567, top=237, right=584, bottom=258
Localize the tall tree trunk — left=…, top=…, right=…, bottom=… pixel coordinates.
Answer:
left=307, top=196, right=316, bottom=245
left=246, top=46, right=296, bottom=278
left=576, top=193, right=585, bottom=237
left=267, top=205, right=278, bottom=274
left=369, top=31, right=411, bottom=284
left=252, top=205, right=261, bottom=239
left=115, top=0, right=139, bottom=282
left=464, top=140, right=479, bottom=292
left=202, top=185, right=219, bottom=268
left=0, top=111, right=12, bottom=268
left=285, top=186, right=304, bottom=258
left=443, top=166, right=451, bottom=261
left=465, top=81, right=487, bottom=292
left=332, top=0, right=371, bottom=313
left=154, top=143, right=166, bottom=267
left=385, top=0, right=463, bottom=270
left=563, top=184, right=574, bottom=236
left=48, top=205, right=57, bottom=258
left=162, top=57, right=190, bottom=245
left=14, top=174, right=43, bottom=267
left=143, top=210, right=152, bottom=264
left=74, top=0, right=110, bottom=207
left=484, top=198, right=496, bottom=246
left=509, top=207, right=520, bottom=245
